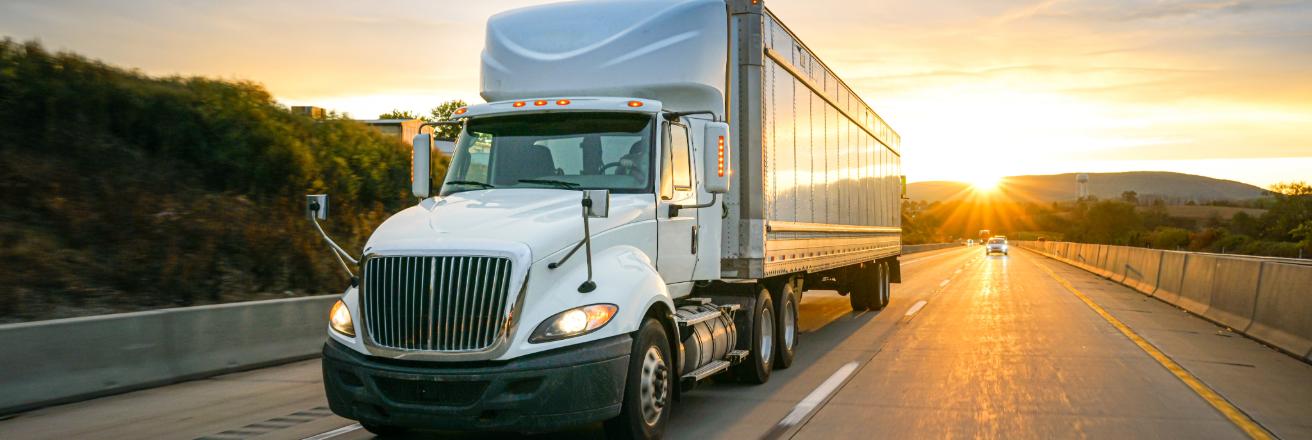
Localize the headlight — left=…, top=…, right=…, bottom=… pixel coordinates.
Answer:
left=529, top=304, right=617, bottom=343
left=330, top=300, right=355, bottom=337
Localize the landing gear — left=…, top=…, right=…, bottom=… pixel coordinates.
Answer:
left=605, top=318, right=671, bottom=440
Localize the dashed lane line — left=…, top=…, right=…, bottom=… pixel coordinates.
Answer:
left=758, top=362, right=861, bottom=440
left=1023, top=253, right=1275, bottom=440
left=904, top=301, right=928, bottom=316
left=939, top=279, right=950, bottom=286
left=300, top=423, right=361, bottom=440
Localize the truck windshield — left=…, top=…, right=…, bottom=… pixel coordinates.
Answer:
left=440, top=112, right=655, bottom=196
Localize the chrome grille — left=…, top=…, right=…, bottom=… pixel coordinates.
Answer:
left=362, top=256, right=514, bottom=352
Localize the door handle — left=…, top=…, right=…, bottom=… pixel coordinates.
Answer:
left=691, top=226, right=698, bottom=254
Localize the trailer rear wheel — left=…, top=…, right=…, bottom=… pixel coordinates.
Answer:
left=604, top=318, right=671, bottom=440
left=735, top=286, right=775, bottom=384
left=773, top=282, right=799, bottom=369
left=849, top=263, right=876, bottom=311
left=875, top=261, right=891, bottom=309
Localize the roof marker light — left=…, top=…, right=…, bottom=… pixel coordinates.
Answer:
left=534, top=100, right=548, bottom=106
left=556, top=99, right=571, bottom=105
left=513, top=101, right=526, bottom=107
left=627, top=101, right=643, bottom=107
left=454, top=108, right=467, bottom=115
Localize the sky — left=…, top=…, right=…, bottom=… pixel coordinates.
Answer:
left=2, top=0, right=1310, bottom=188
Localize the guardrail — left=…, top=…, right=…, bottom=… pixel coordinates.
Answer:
left=1017, top=241, right=1312, bottom=364
left=0, top=295, right=337, bottom=415
left=902, top=243, right=964, bottom=254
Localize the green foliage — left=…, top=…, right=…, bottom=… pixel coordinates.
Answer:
left=1188, top=228, right=1227, bottom=251
left=428, top=99, right=468, bottom=139
left=1066, top=201, right=1140, bottom=244
left=1146, top=227, right=1191, bottom=250
left=378, top=109, right=425, bottom=120
left=0, top=39, right=438, bottom=322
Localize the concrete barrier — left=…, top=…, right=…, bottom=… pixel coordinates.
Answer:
left=1155, top=251, right=1188, bottom=302
left=0, top=295, right=337, bottom=415
left=1202, top=258, right=1263, bottom=331
left=1175, top=254, right=1218, bottom=312
left=1018, top=240, right=1312, bottom=362
left=1247, top=263, right=1312, bottom=361
left=1123, top=248, right=1163, bottom=294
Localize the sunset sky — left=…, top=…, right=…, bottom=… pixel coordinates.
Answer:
left=2, top=0, right=1309, bottom=188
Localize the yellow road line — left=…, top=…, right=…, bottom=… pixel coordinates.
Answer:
left=1023, top=253, right=1275, bottom=440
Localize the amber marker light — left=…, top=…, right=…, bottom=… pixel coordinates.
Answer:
left=627, top=101, right=643, bottom=107
left=534, top=100, right=548, bottom=106
left=454, top=108, right=467, bottom=115
left=556, top=99, right=571, bottom=105
left=513, top=101, right=526, bottom=107
left=717, top=135, right=725, bottom=177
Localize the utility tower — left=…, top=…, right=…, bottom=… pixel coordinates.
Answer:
left=1076, top=174, right=1089, bottom=200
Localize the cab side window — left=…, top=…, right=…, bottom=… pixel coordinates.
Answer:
left=661, top=123, right=692, bottom=199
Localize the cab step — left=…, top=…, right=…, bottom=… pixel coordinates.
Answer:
left=675, top=309, right=722, bottom=326
left=680, top=359, right=730, bottom=391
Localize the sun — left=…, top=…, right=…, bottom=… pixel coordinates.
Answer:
left=970, top=175, right=1000, bottom=191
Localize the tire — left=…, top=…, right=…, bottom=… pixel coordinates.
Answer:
left=849, top=263, right=873, bottom=311
left=360, top=423, right=408, bottom=437
left=869, top=263, right=888, bottom=311
left=772, top=281, right=799, bottom=370
left=604, top=318, right=672, bottom=440
left=850, top=262, right=879, bottom=311
left=735, top=286, right=775, bottom=384
left=876, top=261, right=891, bottom=309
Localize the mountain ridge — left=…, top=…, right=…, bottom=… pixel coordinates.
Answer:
left=907, top=172, right=1266, bottom=204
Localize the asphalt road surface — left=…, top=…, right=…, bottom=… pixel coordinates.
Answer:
left=3, top=246, right=1311, bottom=440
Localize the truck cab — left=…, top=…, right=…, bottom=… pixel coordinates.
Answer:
left=310, top=1, right=902, bottom=438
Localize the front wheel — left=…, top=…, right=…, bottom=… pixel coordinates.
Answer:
left=604, top=318, right=671, bottom=440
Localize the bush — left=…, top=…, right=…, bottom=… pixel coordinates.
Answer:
left=1147, top=227, right=1191, bottom=250
left=0, top=40, right=442, bottom=322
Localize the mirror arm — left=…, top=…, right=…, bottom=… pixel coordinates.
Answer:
left=668, top=193, right=717, bottom=218
left=308, top=212, right=359, bottom=288
left=547, top=191, right=598, bottom=293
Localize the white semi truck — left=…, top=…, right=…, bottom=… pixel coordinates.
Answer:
left=308, top=0, right=904, bottom=438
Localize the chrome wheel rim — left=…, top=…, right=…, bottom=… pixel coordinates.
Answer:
left=783, top=298, right=797, bottom=351
left=760, top=307, right=774, bottom=366
left=639, top=345, right=668, bottom=426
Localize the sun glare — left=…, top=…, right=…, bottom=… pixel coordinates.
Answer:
left=970, top=176, right=1000, bottom=191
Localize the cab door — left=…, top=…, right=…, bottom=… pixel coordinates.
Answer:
left=656, top=121, right=699, bottom=287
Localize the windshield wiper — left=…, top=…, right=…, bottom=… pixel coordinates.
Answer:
left=445, top=181, right=495, bottom=189
left=518, top=179, right=579, bottom=189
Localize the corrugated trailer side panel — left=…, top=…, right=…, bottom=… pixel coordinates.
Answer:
left=722, top=1, right=902, bottom=279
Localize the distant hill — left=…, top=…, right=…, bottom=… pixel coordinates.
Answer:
left=908, top=172, right=1266, bottom=204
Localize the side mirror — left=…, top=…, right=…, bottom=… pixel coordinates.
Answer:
left=584, top=190, right=609, bottom=218
left=703, top=122, right=731, bottom=194
left=412, top=133, right=433, bottom=198
left=306, top=194, right=328, bottom=220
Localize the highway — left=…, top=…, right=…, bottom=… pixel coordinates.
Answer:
left=3, top=246, right=1310, bottom=440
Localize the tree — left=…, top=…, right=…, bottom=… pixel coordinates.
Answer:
left=428, top=99, right=469, bottom=139
left=378, top=109, right=426, bottom=120
left=1262, top=181, right=1312, bottom=241
left=1068, top=201, right=1141, bottom=244
left=1120, top=190, right=1139, bottom=205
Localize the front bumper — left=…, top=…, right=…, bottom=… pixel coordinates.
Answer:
left=322, top=335, right=631, bottom=432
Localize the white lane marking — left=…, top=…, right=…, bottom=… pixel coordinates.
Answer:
left=301, top=423, right=361, bottom=440
left=939, top=280, right=950, bottom=286
left=955, top=269, right=962, bottom=274
left=905, top=301, right=928, bottom=316
left=780, top=362, right=860, bottom=427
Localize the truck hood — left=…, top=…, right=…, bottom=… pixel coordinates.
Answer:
left=364, top=189, right=655, bottom=262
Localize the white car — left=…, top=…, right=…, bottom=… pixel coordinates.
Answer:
left=986, top=238, right=1009, bottom=255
